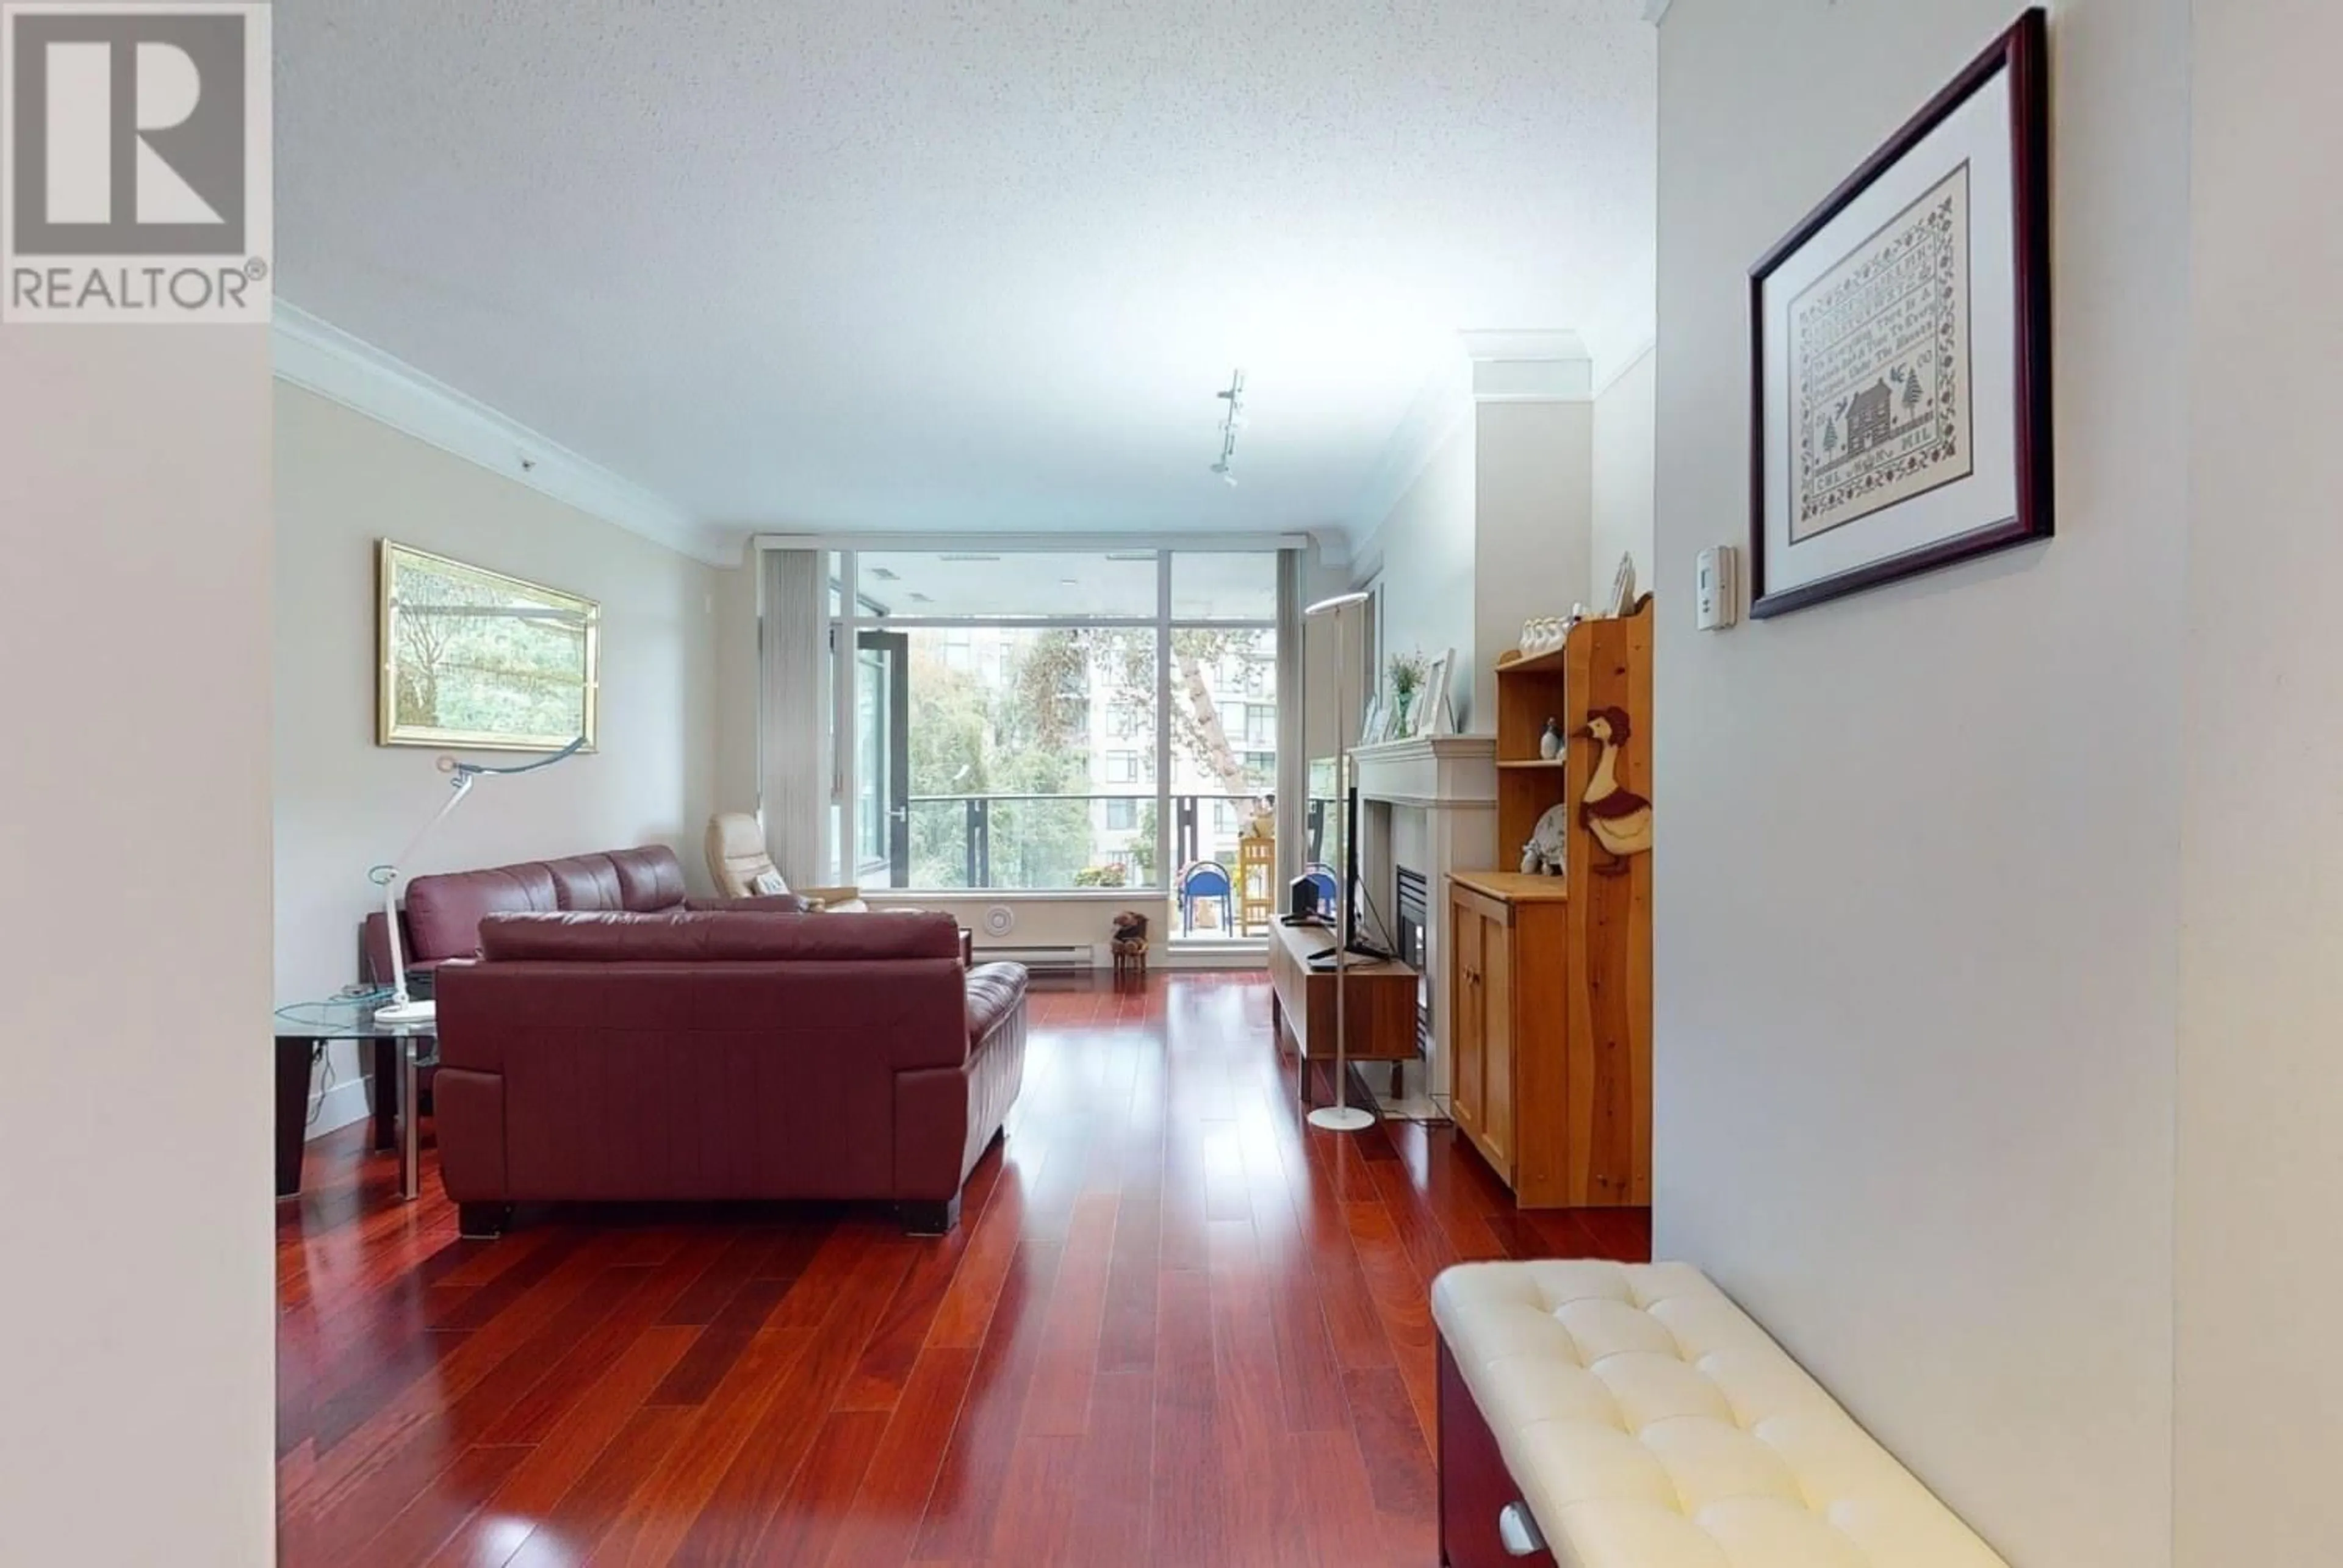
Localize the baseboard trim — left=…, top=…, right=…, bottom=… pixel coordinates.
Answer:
left=1150, top=946, right=1269, bottom=971
left=306, top=1070, right=372, bottom=1140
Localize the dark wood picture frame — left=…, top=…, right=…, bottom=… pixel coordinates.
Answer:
left=1748, top=8, right=2051, bottom=619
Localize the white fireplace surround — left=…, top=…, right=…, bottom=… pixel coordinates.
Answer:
left=1348, top=733, right=1497, bottom=1114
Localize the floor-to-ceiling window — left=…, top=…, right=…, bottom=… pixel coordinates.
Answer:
left=817, top=544, right=1294, bottom=942
left=1164, top=553, right=1281, bottom=928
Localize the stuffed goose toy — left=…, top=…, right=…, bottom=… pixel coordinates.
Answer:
left=1573, top=707, right=1652, bottom=874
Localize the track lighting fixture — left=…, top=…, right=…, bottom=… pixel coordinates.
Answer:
left=1212, top=369, right=1245, bottom=487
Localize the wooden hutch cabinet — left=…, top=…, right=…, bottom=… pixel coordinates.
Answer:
left=1447, top=599, right=1652, bottom=1208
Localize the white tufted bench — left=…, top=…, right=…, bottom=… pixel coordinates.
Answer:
left=1432, top=1261, right=2009, bottom=1568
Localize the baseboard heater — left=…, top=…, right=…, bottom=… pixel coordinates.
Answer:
left=974, top=943, right=1096, bottom=974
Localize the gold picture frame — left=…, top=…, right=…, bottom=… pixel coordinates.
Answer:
left=376, top=541, right=599, bottom=752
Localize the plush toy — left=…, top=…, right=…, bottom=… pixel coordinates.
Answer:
left=1522, top=803, right=1571, bottom=877
left=1110, top=910, right=1151, bottom=982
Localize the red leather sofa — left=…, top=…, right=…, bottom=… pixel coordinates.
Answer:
left=431, top=911, right=1028, bottom=1237
left=362, top=844, right=691, bottom=994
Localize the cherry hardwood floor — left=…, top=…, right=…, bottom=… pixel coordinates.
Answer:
left=276, top=971, right=1650, bottom=1566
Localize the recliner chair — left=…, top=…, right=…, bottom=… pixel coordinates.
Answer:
left=704, top=811, right=867, bottom=910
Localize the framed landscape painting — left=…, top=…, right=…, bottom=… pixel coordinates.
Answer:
left=377, top=541, right=599, bottom=751
left=1749, top=9, right=2051, bottom=618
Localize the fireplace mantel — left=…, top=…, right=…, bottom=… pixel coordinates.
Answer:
left=1344, top=733, right=1499, bottom=1117
left=1349, top=734, right=1498, bottom=810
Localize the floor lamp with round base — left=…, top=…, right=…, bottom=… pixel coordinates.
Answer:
left=1303, top=588, right=1378, bottom=1136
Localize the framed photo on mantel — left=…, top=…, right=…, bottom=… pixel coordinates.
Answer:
left=1748, top=8, right=2051, bottom=619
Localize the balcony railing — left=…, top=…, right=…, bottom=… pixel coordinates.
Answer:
left=884, top=791, right=1278, bottom=896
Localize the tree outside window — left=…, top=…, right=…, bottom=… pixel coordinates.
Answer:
left=849, top=553, right=1280, bottom=895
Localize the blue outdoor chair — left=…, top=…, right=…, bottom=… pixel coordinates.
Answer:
left=1179, top=860, right=1234, bottom=937
left=1302, top=862, right=1340, bottom=916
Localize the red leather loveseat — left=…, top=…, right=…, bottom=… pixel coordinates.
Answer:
left=431, top=911, right=1027, bottom=1237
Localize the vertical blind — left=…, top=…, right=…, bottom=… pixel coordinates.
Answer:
left=757, top=548, right=827, bottom=887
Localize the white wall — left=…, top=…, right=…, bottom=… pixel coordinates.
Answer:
left=1593, top=346, right=1657, bottom=600
left=1651, top=5, right=2190, bottom=1566
left=2172, top=2, right=2343, bottom=1561
left=1361, top=415, right=1477, bottom=728
left=0, top=334, right=275, bottom=1561
left=1473, top=400, right=1594, bottom=730
left=861, top=893, right=1129, bottom=956
left=1362, top=388, right=1600, bottom=735
left=274, top=384, right=719, bottom=1129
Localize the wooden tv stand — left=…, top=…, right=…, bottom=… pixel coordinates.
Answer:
left=1266, top=919, right=1420, bottom=1107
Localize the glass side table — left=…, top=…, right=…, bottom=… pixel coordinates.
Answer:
left=274, top=1000, right=439, bottom=1201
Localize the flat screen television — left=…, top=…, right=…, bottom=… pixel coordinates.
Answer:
left=1305, top=761, right=1390, bottom=963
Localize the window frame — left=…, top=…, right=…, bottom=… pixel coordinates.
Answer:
left=807, top=541, right=1290, bottom=900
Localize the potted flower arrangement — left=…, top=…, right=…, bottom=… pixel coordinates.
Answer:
left=1386, top=649, right=1429, bottom=739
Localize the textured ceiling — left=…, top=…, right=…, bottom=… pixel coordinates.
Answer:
left=276, top=1, right=1655, bottom=542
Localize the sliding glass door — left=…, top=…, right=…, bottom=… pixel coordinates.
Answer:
left=854, top=629, right=909, bottom=886
left=822, top=546, right=1292, bottom=941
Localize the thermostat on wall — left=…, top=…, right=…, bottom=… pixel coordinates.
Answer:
left=983, top=905, right=1016, bottom=938
left=1696, top=545, right=1740, bottom=631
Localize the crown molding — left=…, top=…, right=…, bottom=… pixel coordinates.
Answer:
left=1460, top=328, right=1594, bottom=402
left=270, top=303, right=736, bottom=567
left=1309, top=530, right=1353, bottom=569
left=1343, top=326, right=1600, bottom=544
left=1593, top=337, right=1658, bottom=400
left=1457, top=328, right=1590, bottom=364
left=1643, top=0, right=1674, bottom=23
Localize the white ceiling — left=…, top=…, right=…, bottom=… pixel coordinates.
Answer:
left=275, top=1, right=1655, bottom=547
